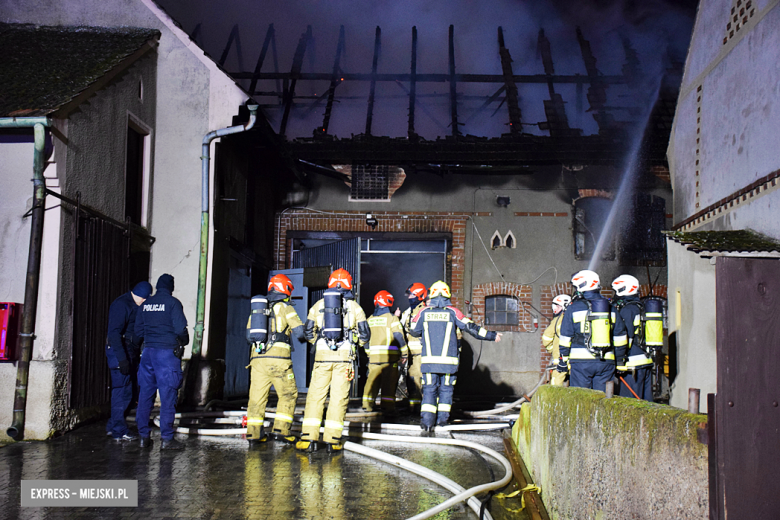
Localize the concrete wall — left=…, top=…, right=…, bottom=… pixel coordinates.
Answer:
left=513, top=385, right=708, bottom=520
left=666, top=240, right=717, bottom=412
left=285, top=166, right=671, bottom=395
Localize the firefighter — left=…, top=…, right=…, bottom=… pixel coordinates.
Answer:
left=541, top=294, right=571, bottom=386
left=245, top=274, right=306, bottom=445
left=135, top=274, right=189, bottom=450
left=105, top=280, right=152, bottom=440
left=400, top=282, right=428, bottom=413
left=409, top=281, right=502, bottom=432
left=611, top=274, right=655, bottom=401
left=559, top=270, right=617, bottom=392
left=297, top=269, right=370, bottom=453
left=362, top=290, right=408, bottom=414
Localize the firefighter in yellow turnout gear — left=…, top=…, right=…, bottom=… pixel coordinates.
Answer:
left=363, top=290, right=408, bottom=413
left=245, top=274, right=306, bottom=445
left=297, top=269, right=370, bottom=453
left=400, top=283, right=428, bottom=412
left=541, top=294, right=571, bottom=386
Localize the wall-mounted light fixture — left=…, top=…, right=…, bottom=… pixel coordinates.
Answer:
left=366, top=213, right=378, bottom=229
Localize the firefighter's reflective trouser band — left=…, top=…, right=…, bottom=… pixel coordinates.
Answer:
left=420, top=373, right=457, bottom=428
left=300, top=361, right=352, bottom=444
left=407, top=353, right=424, bottom=410
left=362, top=361, right=400, bottom=412
left=246, top=357, right=298, bottom=438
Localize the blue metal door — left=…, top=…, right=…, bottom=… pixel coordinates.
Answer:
left=269, top=268, right=309, bottom=391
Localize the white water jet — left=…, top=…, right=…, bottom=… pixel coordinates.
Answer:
left=588, top=82, right=662, bottom=272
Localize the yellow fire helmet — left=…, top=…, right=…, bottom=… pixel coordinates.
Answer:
left=429, top=280, right=451, bottom=299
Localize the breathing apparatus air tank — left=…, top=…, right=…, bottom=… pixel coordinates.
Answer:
left=586, top=298, right=612, bottom=356
left=322, top=289, right=344, bottom=345
left=248, top=295, right=271, bottom=353
left=643, top=298, right=664, bottom=349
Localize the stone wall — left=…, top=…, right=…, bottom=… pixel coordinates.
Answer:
left=512, top=385, right=708, bottom=519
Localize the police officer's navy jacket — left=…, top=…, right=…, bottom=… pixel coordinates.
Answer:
left=106, top=291, right=143, bottom=363
left=246, top=290, right=305, bottom=361
left=559, top=290, right=619, bottom=363
left=410, top=296, right=497, bottom=374
left=135, top=274, right=188, bottom=350
left=612, top=295, right=651, bottom=370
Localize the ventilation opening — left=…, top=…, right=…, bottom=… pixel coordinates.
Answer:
left=350, top=164, right=389, bottom=200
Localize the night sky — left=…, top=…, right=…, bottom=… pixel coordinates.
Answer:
left=156, top=0, right=698, bottom=139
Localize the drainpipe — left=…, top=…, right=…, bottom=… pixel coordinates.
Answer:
left=191, top=105, right=258, bottom=362
left=1, top=117, right=51, bottom=440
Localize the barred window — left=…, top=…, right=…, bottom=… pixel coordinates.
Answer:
left=485, top=295, right=518, bottom=325
left=350, top=164, right=389, bottom=200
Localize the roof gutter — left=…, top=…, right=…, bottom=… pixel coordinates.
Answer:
left=1, top=116, right=51, bottom=441
left=187, top=105, right=258, bottom=400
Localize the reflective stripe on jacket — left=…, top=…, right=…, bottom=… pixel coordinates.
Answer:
left=410, top=297, right=496, bottom=374
left=366, top=308, right=408, bottom=363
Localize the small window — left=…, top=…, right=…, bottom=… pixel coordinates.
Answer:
left=350, top=164, right=388, bottom=200
left=574, top=197, right=615, bottom=261
left=491, top=231, right=503, bottom=249
left=485, top=295, right=518, bottom=325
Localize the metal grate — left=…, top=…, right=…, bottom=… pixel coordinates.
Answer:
left=350, top=164, right=389, bottom=201
left=70, top=216, right=130, bottom=410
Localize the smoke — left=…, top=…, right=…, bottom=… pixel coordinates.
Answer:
left=156, top=0, right=696, bottom=139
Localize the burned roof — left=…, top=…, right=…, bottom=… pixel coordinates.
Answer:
left=0, top=23, right=160, bottom=117
left=664, top=230, right=780, bottom=258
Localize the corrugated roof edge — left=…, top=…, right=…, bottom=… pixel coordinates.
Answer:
left=664, top=229, right=780, bottom=258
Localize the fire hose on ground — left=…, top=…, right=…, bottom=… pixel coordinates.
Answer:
left=145, top=411, right=516, bottom=520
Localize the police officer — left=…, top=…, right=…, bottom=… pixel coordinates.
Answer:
left=135, top=274, right=189, bottom=450
left=541, top=294, right=571, bottom=387
left=362, top=290, right=408, bottom=414
left=559, top=270, right=617, bottom=392
left=105, top=280, right=152, bottom=440
left=410, top=281, right=501, bottom=432
left=245, top=274, right=306, bottom=445
left=297, top=269, right=370, bottom=453
left=400, top=283, right=428, bottom=413
left=611, top=274, right=655, bottom=401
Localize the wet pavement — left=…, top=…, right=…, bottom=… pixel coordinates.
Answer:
left=0, top=410, right=533, bottom=520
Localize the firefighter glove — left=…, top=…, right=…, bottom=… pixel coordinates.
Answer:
left=118, top=359, right=131, bottom=376
left=556, top=358, right=568, bottom=373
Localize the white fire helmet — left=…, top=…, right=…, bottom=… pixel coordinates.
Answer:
left=571, top=270, right=600, bottom=291
left=552, top=294, right=571, bottom=311
left=612, top=274, right=640, bottom=296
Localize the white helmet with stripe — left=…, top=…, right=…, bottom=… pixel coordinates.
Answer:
left=612, top=274, right=639, bottom=296
left=552, top=294, right=571, bottom=311
left=571, top=270, right=600, bottom=291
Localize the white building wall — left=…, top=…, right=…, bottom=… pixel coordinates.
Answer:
left=0, top=0, right=248, bottom=359
left=667, top=0, right=780, bottom=413
left=666, top=240, right=717, bottom=412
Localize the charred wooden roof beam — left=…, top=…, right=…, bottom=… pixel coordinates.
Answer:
left=497, top=27, right=521, bottom=134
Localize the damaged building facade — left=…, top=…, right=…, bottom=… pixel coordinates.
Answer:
left=1, top=0, right=680, bottom=439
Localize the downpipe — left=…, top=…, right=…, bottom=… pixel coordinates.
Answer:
left=1, top=117, right=51, bottom=441
left=185, top=105, right=258, bottom=402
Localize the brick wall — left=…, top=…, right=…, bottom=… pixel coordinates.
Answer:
left=275, top=209, right=481, bottom=307
left=470, top=282, right=534, bottom=332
